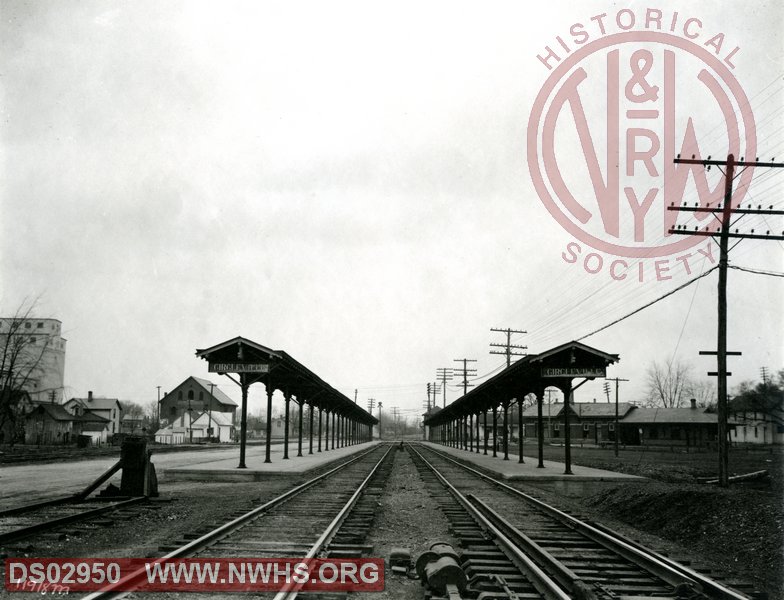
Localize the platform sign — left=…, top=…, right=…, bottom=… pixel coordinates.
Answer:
left=208, top=363, right=270, bottom=373
left=541, top=367, right=606, bottom=378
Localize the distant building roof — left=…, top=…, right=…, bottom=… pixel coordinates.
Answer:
left=66, top=396, right=122, bottom=411
left=77, top=410, right=110, bottom=423
left=191, top=377, right=237, bottom=407
left=621, top=406, right=718, bottom=424
left=522, top=402, right=635, bottom=419
left=155, top=411, right=204, bottom=436
left=193, top=411, right=233, bottom=427
left=27, top=403, right=76, bottom=422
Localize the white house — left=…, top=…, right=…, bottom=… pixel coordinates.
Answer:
left=731, top=410, right=784, bottom=445
left=192, top=411, right=235, bottom=442
left=154, top=412, right=205, bottom=445
left=64, top=391, right=123, bottom=436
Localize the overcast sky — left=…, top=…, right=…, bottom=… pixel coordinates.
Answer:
left=1, top=0, right=782, bottom=419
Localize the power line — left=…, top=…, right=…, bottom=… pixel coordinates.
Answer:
left=576, top=266, right=718, bottom=342
left=729, top=265, right=784, bottom=277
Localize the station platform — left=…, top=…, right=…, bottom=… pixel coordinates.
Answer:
left=419, top=442, right=642, bottom=482
left=164, top=440, right=382, bottom=482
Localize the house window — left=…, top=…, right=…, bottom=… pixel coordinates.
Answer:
left=187, top=390, right=194, bottom=400
left=582, top=423, right=590, bottom=432
left=29, top=337, right=36, bottom=344
left=199, top=391, right=204, bottom=402
left=37, top=322, right=43, bottom=328
left=25, top=322, right=31, bottom=329
left=608, top=423, right=615, bottom=432
left=170, top=406, right=176, bottom=417
left=754, top=427, right=758, bottom=438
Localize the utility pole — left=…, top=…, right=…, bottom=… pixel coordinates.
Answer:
left=354, top=389, right=358, bottom=403
left=156, top=386, right=161, bottom=426
left=453, top=358, right=477, bottom=397
left=605, top=377, right=629, bottom=457
left=426, top=383, right=432, bottom=410
left=391, top=406, right=399, bottom=439
left=603, top=381, right=611, bottom=403
left=436, top=368, right=453, bottom=407
left=208, top=383, right=215, bottom=441
left=490, top=327, right=527, bottom=367
left=367, top=398, right=375, bottom=416
left=377, top=401, right=382, bottom=439
left=668, top=153, right=784, bottom=487
left=761, top=366, right=770, bottom=384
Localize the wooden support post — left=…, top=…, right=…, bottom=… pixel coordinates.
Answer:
left=264, top=379, right=273, bottom=464
left=283, top=391, right=290, bottom=459
left=297, top=398, right=304, bottom=457
left=318, top=408, right=323, bottom=452
left=518, top=397, right=524, bottom=464
left=503, top=401, right=510, bottom=460
left=537, top=390, right=545, bottom=468
left=492, top=405, right=498, bottom=457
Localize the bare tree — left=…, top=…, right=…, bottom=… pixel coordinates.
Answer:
left=144, top=399, right=160, bottom=434
left=689, top=379, right=716, bottom=409
left=119, top=401, right=145, bottom=433
left=0, top=299, right=54, bottom=446
left=644, top=358, right=694, bottom=408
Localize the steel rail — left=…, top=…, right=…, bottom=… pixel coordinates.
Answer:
left=80, top=444, right=384, bottom=600
left=273, top=443, right=394, bottom=600
left=408, top=444, right=571, bottom=600
left=467, top=493, right=587, bottom=595
left=418, top=443, right=750, bottom=600
left=0, top=495, right=80, bottom=518
left=0, top=497, right=147, bottom=544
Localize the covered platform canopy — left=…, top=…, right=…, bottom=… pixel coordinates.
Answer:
left=423, top=341, right=619, bottom=474
left=196, top=337, right=377, bottom=468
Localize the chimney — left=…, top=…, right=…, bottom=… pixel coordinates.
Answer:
left=690, top=398, right=697, bottom=410
left=593, top=398, right=596, bottom=403
left=88, top=390, right=93, bottom=401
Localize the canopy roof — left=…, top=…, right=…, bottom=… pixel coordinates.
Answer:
left=425, top=341, right=619, bottom=427
left=196, top=337, right=377, bottom=425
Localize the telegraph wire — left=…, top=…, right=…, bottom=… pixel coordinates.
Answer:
left=575, top=266, right=719, bottom=342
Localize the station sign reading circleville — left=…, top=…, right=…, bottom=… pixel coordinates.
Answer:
left=541, top=367, right=606, bottom=378
left=208, top=363, right=270, bottom=373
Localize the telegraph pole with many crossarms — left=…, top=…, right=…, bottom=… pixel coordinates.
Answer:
left=667, top=153, right=784, bottom=487
left=436, top=368, right=453, bottom=407
left=490, top=327, right=528, bottom=367
left=453, top=358, right=477, bottom=397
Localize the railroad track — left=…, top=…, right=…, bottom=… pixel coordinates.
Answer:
left=409, top=443, right=760, bottom=600
left=81, top=443, right=395, bottom=600
left=0, top=496, right=149, bottom=546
